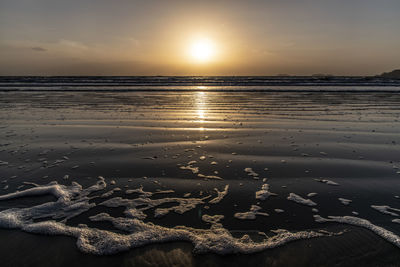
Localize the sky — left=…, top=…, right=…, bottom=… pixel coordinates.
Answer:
left=0, top=0, right=399, bottom=76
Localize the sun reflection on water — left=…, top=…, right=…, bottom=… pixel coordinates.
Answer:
left=195, top=91, right=207, bottom=123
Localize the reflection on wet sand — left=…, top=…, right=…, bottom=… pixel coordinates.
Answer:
left=0, top=90, right=400, bottom=265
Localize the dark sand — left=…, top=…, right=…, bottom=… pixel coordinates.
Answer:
left=0, top=91, right=400, bottom=266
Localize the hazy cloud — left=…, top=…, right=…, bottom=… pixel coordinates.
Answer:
left=1, top=0, right=399, bottom=75
left=31, top=47, right=47, bottom=52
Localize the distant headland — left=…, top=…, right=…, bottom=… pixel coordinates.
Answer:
left=380, top=69, right=400, bottom=79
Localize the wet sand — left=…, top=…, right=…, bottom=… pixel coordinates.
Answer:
left=0, top=226, right=399, bottom=267
left=0, top=91, right=400, bottom=266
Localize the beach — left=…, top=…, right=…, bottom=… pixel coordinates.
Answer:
left=1, top=86, right=400, bottom=266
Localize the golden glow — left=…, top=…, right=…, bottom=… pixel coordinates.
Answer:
left=188, top=38, right=215, bottom=63
left=195, top=91, right=207, bottom=123
left=197, top=109, right=205, bottom=119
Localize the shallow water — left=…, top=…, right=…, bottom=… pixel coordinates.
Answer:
left=0, top=88, right=400, bottom=265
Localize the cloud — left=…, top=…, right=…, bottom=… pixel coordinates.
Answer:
left=58, top=39, right=88, bottom=50
left=31, top=46, right=47, bottom=52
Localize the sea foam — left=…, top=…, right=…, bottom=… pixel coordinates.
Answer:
left=314, top=215, right=400, bottom=248
left=287, top=193, right=317, bottom=206
left=0, top=178, right=331, bottom=255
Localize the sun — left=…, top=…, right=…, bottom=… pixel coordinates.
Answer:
left=188, top=38, right=215, bottom=63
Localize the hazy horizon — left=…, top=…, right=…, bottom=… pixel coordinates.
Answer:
left=0, top=74, right=394, bottom=77
left=1, top=0, right=399, bottom=76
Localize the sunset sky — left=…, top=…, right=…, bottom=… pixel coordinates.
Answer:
left=1, top=0, right=399, bottom=76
